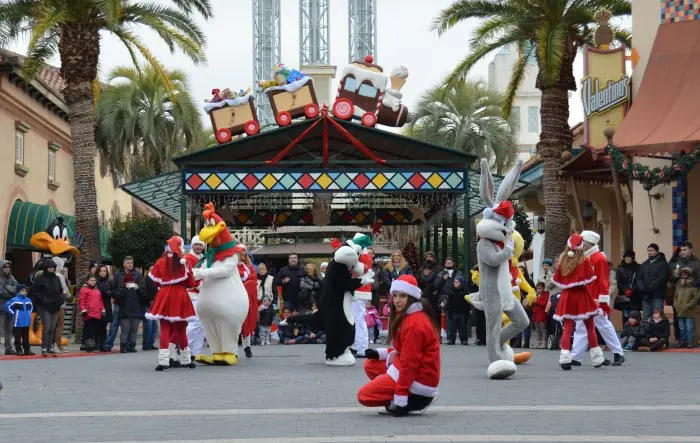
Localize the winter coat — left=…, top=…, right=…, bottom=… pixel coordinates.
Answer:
left=539, top=268, right=560, bottom=295
left=274, top=266, right=306, bottom=306
left=365, top=305, right=381, bottom=328
left=114, top=273, right=148, bottom=320
left=3, top=295, right=33, bottom=327
left=645, top=317, right=670, bottom=340
left=299, top=275, right=322, bottom=311
left=29, top=271, right=67, bottom=314
left=78, top=285, right=105, bottom=320
left=636, top=253, right=669, bottom=300
left=382, top=262, right=413, bottom=287
left=96, top=277, right=113, bottom=323
left=258, top=305, right=274, bottom=327
left=0, top=260, right=18, bottom=304
left=442, top=282, right=469, bottom=315
left=673, top=283, right=700, bottom=317
left=668, top=255, right=700, bottom=288
left=620, top=312, right=645, bottom=339
left=144, top=276, right=159, bottom=306
left=532, top=292, right=549, bottom=323
left=615, top=261, right=641, bottom=310
left=417, top=262, right=443, bottom=299
left=257, top=274, right=275, bottom=302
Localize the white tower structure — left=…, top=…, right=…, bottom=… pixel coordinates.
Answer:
left=253, top=0, right=281, bottom=127
left=487, top=43, right=542, bottom=161
left=299, top=0, right=336, bottom=107
left=348, top=0, right=377, bottom=62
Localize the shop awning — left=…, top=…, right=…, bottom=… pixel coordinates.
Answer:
left=6, top=201, right=75, bottom=250
left=611, top=20, right=700, bottom=155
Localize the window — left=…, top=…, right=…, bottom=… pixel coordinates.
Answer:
left=15, top=131, right=24, bottom=165
left=510, top=106, right=521, bottom=134
left=528, top=106, right=539, bottom=133
left=358, top=83, right=378, bottom=98
left=343, top=76, right=357, bottom=92
left=48, top=150, right=56, bottom=180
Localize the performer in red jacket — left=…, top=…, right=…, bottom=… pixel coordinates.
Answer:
left=358, top=275, right=440, bottom=416
left=552, top=233, right=603, bottom=370
left=570, top=230, right=625, bottom=367
left=147, top=236, right=197, bottom=372
left=237, top=245, right=258, bottom=359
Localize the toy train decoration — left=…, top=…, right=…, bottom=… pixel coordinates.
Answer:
left=204, top=56, right=409, bottom=144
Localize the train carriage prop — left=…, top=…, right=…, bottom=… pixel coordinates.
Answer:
left=333, top=55, right=410, bottom=128
left=204, top=94, right=260, bottom=144
left=265, top=77, right=320, bottom=126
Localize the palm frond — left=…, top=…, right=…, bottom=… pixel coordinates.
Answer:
left=501, top=41, right=533, bottom=119
left=430, top=0, right=509, bottom=35
left=443, top=33, right=522, bottom=90
left=535, top=21, right=566, bottom=86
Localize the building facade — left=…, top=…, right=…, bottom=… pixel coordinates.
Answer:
left=0, top=49, right=132, bottom=279
left=488, top=43, right=542, bottom=161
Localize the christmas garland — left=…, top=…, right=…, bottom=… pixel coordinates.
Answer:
left=608, top=146, right=700, bottom=190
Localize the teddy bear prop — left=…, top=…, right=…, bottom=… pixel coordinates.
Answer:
left=472, top=158, right=530, bottom=379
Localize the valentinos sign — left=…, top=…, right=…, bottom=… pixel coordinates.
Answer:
left=581, top=45, right=629, bottom=147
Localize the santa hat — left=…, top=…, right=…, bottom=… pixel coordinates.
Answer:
left=390, top=275, right=422, bottom=300
left=166, top=236, right=187, bottom=265
left=483, top=201, right=515, bottom=221
left=580, top=230, right=600, bottom=245
left=190, top=235, right=205, bottom=248
left=566, top=233, right=585, bottom=257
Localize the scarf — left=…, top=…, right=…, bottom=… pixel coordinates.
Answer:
left=197, top=240, right=237, bottom=268
left=491, top=239, right=505, bottom=249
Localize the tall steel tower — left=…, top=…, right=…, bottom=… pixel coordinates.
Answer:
left=348, top=0, right=377, bottom=62
left=253, top=0, right=281, bottom=127
left=299, top=0, right=330, bottom=66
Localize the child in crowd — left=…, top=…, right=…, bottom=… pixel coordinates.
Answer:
left=3, top=285, right=34, bottom=356
left=672, top=268, right=700, bottom=348
left=311, top=302, right=319, bottom=313
left=638, top=308, right=670, bottom=352
left=78, top=275, right=106, bottom=352
left=358, top=275, right=440, bottom=416
left=366, top=301, right=381, bottom=344
left=531, top=282, right=549, bottom=348
left=258, top=296, right=274, bottom=346
left=619, top=311, right=644, bottom=351
left=287, top=324, right=307, bottom=344
left=277, top=308, right=292, bottom=344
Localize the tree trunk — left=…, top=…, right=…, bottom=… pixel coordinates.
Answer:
left=59, top=24, right=101, bottom=342
left=537, top=87, right=572, bottom=260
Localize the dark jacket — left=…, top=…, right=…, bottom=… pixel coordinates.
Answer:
left=144, top=276, right=159, bottom=306
left=615, top=261, right=641, bottom=310
left=668, top=255, right=700, bottom=288
left=417, top=262, right=443, bottom=297
left=96, top=276, right=113, bottom=323
left=636, top=253, right=668, bottom=300
left=113, top=271, right=147, bottom=320
left=620, top=311, right=645, bottom=339
left=645, top=317, right=670, bottom=340
left=258, top=305, right=274, bottom=327
left=382, top=263, right=412, bottom=287
left=0, top=260, right=18, bottom=303
left=274, top=266, right=306, bottom=306
left=443, top=281, right=469, bottom=315
left=299, top=275, right=322, bottom=312
left=29, top=271, right=66, bottom=314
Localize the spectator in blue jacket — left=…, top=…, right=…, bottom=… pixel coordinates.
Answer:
left=3, top=285, right=34, bottom=356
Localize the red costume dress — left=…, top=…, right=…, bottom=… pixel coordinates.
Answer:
left=239, top=260, right=259, bottom=340
left=358, top=295, right=440, bottom=413
left=147, top=236, right=197, bottom=370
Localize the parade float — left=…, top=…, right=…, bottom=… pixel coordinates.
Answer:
left=204, top=87, right=260, bottom=143
left=260, top=63, right=320, bottom=126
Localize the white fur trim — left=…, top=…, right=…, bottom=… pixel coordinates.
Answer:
left=487, top=360, right=517, bottom=379
left=386, top=365, right=437, bottom=397
left=567, top=251, right=575, bottom=257
left=581, top=231, right=600, bottom=245
left=553, top=308, right=602, bottom=321
left=598, top=295, right=610, bottom=304
left=180, top=258, right=187, bottom=265
left=386, top=350, right=397, bottom=367
left=390, top=279, right=421, bottom=299
left=393, top=395, right=408, bottom=408
left=559, top=350, right=572, bottom=364
left=590, top=346, right=605, bottom=367
left=148, top=271, right=190, bottom=286
left=145, top=313, right=196, bottom=323
left=387, top=363, right=399, bottom=381
left=158, top=349, right=170, bottom=366
left=551, top=275, right=597, bottom=289
left=377, top=348, right=389, bottom=361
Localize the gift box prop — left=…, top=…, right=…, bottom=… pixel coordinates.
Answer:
left=204, top=87, right=260, bottom=143
left=259, top=63, right=319, bottom=126
left=333, top=55, right=410, bottom=128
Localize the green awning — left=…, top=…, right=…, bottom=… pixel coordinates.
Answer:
left=6, top=201, right=75, bottom=250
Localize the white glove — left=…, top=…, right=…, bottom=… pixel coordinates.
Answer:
left=360, top=270, right=375, bottom=286
left=505, top=237, right=515, bottom=251
left=125, top=282, right=138, bottom=289
left=193, top=268, right=203, bottom=280
left=279, top=319, right=288, bottom=326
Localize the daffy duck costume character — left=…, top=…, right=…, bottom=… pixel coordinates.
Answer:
left=28, top=217, right=82, bottom=282
left=192, top=202, right=249, bottom=366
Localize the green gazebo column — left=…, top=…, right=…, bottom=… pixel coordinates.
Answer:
left=441, top=217, right=448, bottom=262
left=180, top=166, right=187, bottom=241
left=452, top=212, right=458, bottom=269
left=463, top=165, right=471, bottom=275
left=425, top=226, right=431, bottom=252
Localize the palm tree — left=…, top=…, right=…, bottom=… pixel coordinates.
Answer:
left=0, top=0, right=211, bottom=271
left=431, top=0, right=630, bottom=258
left=404, top=78, right=518, bottom=175
left=96, top=65, right=203, bottom=179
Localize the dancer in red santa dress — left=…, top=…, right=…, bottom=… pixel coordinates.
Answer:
left=237, top=245, right=258, bottom=359
left=358, top=275, right=440, bottom=416
left=146, top=236, right=197, bottom=371
left=552, top=233, right=604, bottom=370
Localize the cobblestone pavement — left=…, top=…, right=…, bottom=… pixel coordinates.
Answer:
left=1, top=344, right=699, bottom=442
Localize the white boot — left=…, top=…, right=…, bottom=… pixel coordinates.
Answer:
left=559, top=350, right=572, bottom=370
left=180, top=347, right=196, bottom=369
left=487, top=360, right=517, bottom=379
left=325, top=348, right=356, bottom=366
left=590, top=346, right=605, bottom=368
left=155, top=349, right=170, bottom=372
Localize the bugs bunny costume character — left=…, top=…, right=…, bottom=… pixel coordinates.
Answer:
left=470, top=159, right=530, bottom=379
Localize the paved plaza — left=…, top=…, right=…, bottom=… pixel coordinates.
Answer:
left=1, top=344, right=700, bottom=442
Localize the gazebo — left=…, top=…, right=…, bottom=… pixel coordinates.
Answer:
left=121, top=109, right=528, bottom=273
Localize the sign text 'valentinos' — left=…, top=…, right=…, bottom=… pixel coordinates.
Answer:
left=581, top=75, right=630, bottom=118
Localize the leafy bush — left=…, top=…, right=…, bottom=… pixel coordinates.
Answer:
left=107, top=214, right=173, bottom=268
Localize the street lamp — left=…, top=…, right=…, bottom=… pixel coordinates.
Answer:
left=583, top=201, right=594, bottom=221
left=537, top=216, right=545, bottom=234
